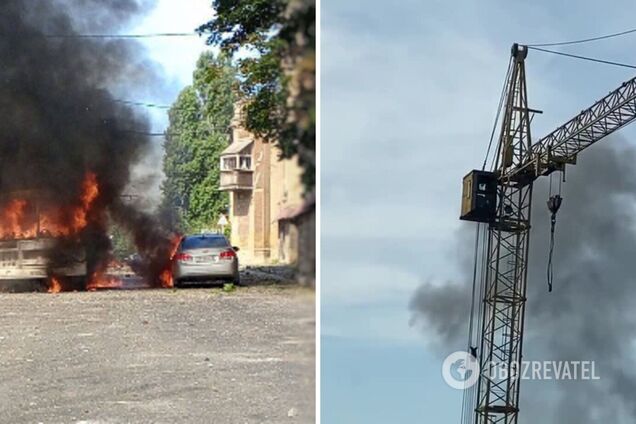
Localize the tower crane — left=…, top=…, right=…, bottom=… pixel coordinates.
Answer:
left=460, top=43, right=636, bottom=423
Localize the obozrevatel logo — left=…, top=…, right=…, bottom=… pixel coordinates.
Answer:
left=442, top=351, right=480, bottom=390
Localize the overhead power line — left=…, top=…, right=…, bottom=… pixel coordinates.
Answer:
left=30, top=32, right=199, bottom=39
left=103, top=129, right=204, bottom=137
left=114, top=99, right=171, bottom=109
left=138, top=132, right=169, bottom=137
left=120, top=128, right=230, bottom=137
left=119, top=130, right=170, bottom=137
left=527, top=46, right=636, bottom=70
left=526, top=26, right=636, bottom=47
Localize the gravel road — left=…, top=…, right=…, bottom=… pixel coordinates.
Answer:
left=0, top=284, right=315, bottom=423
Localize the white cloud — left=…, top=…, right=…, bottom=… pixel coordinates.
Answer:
left=320, top=0, right=636, bottom=352
left=322, top=262, right=421, bottom=306
left=132, top=0, right=216, bottom=89
left=115, top=0, right=215, bottom=203
left=322, top=306, right=421, bottom=345
left=320, top=0, right=636, bottom=292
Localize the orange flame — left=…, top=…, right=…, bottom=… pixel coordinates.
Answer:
left=158, top=234, right=182, bottom=288
left=0, top=172, right=100, bottom=240
left=69, top=171, right=99, bottom=234
left=86, top=271, right=123, bottom=291
left=159, top=269, right=173, bottom=288
left=47, top=276, right=62, bottom=293
left=4, top=199, right=27, bottom=233
left=0, top=199, right=29, bottom=239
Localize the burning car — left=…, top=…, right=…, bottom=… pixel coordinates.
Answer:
left=0, top=183, right=98, bottom=291
left=0, top=238, right=86, bottom=291
left=0, top=0, right=184, bottom=293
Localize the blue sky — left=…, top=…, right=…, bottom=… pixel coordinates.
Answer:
left=321, top=1, right=636, bottom=423
left=114, top=0, right=215, bottom=203
left=130, top=0, right=214, bottom=130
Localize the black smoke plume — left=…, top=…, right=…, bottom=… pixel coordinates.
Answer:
left=0, top=0, right=177, bottom=287
left=410, top=141, right=636, bottom=423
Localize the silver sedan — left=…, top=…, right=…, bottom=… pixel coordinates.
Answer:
left=172, top=234, right=240, bottom=286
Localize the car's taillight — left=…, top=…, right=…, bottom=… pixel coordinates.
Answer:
left=219, top=249, right=236, bottom=260
left=175, top=253, right=193, bottom=262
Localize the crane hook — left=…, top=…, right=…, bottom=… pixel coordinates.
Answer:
left=546, top=194, right=563, bottom=292
left=547, top=194, right=562, bottom=216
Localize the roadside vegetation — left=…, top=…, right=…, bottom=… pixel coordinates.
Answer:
left=160, top=53, right=236, bottom=233
left=160, top=0, right=316, bottom=236
left=198, top=0, right=316, bottom=191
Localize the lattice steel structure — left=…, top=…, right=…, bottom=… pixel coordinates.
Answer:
left=464, top=43, right=636, bottom=424
left=509, top=63, right=636, bottom=182
left=474, top=43, right=533, bottom=424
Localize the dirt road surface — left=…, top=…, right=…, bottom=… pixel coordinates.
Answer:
left=0, top=284, right=315, bottom=423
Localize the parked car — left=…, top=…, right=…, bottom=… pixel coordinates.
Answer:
left=172, top=233, right=240, bottom=287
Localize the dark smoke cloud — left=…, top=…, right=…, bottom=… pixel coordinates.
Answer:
left=410, top=140, right=636, bottom=424
left=48, top=0, right=156, bottom=32
left=0, top=0, right=177, bottom=285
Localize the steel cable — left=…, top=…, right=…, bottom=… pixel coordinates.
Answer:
left=526, top=27, right=636, bottom=47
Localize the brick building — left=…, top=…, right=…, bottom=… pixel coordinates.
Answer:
left=219, top=107, right=305, bottom=265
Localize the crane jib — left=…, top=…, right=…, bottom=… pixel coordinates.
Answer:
left=510, top=74, right=636, bottom=181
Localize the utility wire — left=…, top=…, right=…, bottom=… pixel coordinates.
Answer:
left=119, top=130, right=171, bottom=137
left=14, top=32, right=199, bottom=39
left=97, top=99, right=232, bottom=136
left=527, top=46, right=636, bottom=70
left=120, top=127, right=230, bottom=137
left=113, top=99, right=234, bottom=115
left=526, top=27, right=636, bottom=47
left=114, top=99, right=171, bottom=109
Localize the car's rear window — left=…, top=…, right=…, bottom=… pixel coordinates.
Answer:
left=180, top=236, right=229, bottom=250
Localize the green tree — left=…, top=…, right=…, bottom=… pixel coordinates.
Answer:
left=198, top=0, right=316, bottom=191
left=161, top=52, right=236, bottom=233
left=109, top=222, right=135, bottom=260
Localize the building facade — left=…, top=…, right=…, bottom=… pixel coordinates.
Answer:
left=219, top=108, right=304, bottom=265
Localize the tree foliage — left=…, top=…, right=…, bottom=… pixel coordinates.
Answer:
left=109, top=221, right=135, bottom=260
left=161, top=52, right=235, bottom=233
left=198, top=0, right=316, bottom=190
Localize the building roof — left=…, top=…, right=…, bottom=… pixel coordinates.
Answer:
left=221, top=139, right=253, bottom=155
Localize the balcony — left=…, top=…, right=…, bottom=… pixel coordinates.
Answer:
left=219, top=169, right=253, bottom=191
left=219, top=141, right=254, bottom=191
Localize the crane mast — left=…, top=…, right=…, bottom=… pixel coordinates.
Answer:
left=460, top=43, right=636, bottom=424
